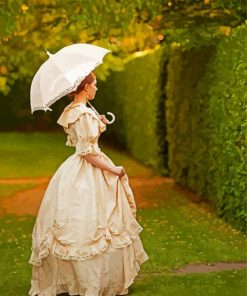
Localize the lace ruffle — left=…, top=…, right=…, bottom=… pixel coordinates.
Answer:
left=28, top=285, right=127, bottom=296
left=29, top=222, right=144, bottom=267
left=57, top=103, right=106, bottom=133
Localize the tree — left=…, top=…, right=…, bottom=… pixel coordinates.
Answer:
left=0, top=0, right=246, bottom=94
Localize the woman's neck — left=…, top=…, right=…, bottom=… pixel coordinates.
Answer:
left=73, top=93, right=88, bottom=105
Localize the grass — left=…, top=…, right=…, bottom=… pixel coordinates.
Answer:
left=0, top=132, right=153, bottom=178
left=0, top=184, right=37, bottom=200
left=131, top=269, right=247, bottom=296
left=0, top=132, right=71, bottom=178
left=138, top=198, right=247, bottom=273
left=0, top=132, right=246, bottom=295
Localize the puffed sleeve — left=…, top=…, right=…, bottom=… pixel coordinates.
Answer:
left=74, top=112, right=101, bottom=157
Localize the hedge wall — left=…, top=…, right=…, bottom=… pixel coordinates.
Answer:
left=95, top=45, right=169, bottom=174
left=166, top=23, right=247, bottom=230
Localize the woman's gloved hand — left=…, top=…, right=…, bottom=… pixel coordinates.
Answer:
left=99, top=114, right=110, bottom=125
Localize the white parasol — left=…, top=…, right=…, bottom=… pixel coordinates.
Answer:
left=30, top=43, right=112, bottom=117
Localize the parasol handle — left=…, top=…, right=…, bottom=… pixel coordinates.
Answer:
left=87, top=101, right=115, bottom=124
left=105, top=112, right=115, bottom=124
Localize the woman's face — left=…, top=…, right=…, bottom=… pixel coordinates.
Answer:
left=86, top=78, right=98, bottom=100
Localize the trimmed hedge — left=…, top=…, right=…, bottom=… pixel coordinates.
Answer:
left=166, top=46, right=214, bottom=193
left=95, top=45, right=169, bottom=174
left=166, top=23, right=247, bottom=230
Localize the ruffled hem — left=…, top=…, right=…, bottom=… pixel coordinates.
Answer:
left=28, top=281, right=132, bottom=296
left=29, top=284, right=129, bottom=296
left=28, top=235, right=149, bottom=296
left=28, top=285, right=129, bottom=296
left=29, top=222, right=144, bottom=267
left=28, top=285, right=128, bottom=296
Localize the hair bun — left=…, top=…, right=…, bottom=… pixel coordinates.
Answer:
left=66, top=72, right=96, bottom=100
left=67, top=92, right=75, bottom=100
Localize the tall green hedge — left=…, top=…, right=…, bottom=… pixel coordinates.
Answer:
left=95, top=45, right=169, bottom=174
left=166, top=23, right=247, bottom=230
left=166, top=45, right=213, bottom=190
left=0, top=79, right=68, bottom=132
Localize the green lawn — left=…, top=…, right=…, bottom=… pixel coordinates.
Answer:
left=0, top=184, right=37, bottom=200
left=0, top=132, right=153, bottom=178
left=0, top=132, right=246, bottom=295
left=131, top=269, right=247, bottom=296
left=141, top=198, right=247, bottom=272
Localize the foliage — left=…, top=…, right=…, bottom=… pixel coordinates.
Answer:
left=166, top=22, right=247, bottom=230
left=96, top=45, right=169, bottom=174
left=201, top=23, right=247, bottom=231
left=166, top=45, right=214, bottom=193
left=0, top=0, right=246, bottom=94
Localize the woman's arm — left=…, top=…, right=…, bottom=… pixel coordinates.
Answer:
left=83, top=154, right=115, bottom=173
left=83, top=154, right=125, bottom=177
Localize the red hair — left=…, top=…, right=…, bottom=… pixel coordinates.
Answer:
left=67, top=72, right=96, bottom=100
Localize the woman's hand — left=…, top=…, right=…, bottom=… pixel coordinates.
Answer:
left=111, top=166, right=126, bottom=178
left=99, top=114, right=110, bottom=125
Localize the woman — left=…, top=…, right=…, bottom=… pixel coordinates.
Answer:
left=28, top=72, right=149, bottom=296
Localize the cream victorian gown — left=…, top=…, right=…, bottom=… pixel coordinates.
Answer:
left=28, top=102, right=149, bottom=296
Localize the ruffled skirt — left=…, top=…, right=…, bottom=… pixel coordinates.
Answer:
left=28, top=151, right=149, bottom=295
left=29, top=235, right=148, bottom=296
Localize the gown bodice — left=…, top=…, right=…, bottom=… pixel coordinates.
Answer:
left=57, top=102, right=107, bottom=156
